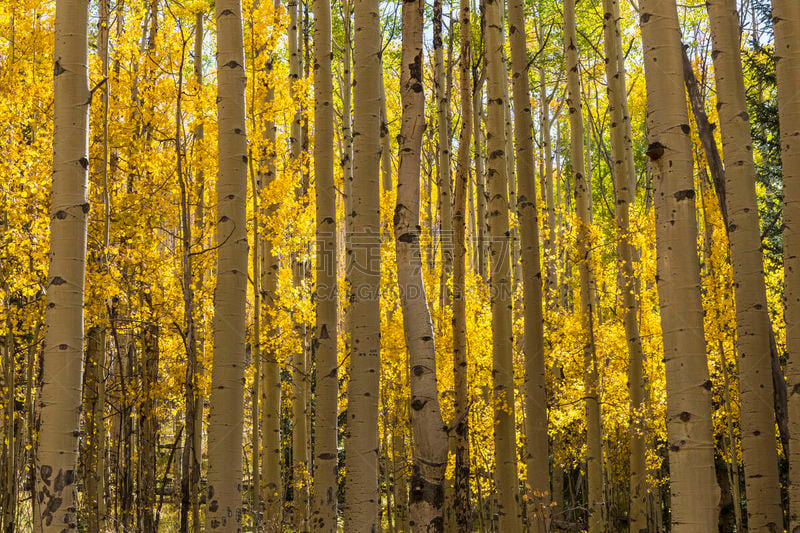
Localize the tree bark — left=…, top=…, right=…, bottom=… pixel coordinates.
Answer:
left=681, top=47, right=727, bottom=228
left=452, top=0, right=472, bottom=526
left=774, top=0, right=800, bottom=530
left=259, top=10, right=283, bottom=523
left=311, top=0, right=338, bottom=526
left=179, top=19, right=201, bottom=531
left=36, top=0, right=90, bottom=529
left=564, top=2, right=604, bottom=530
left=507, top=0, right=549, bottom=529
left=473, top=71, right=488, bottom=280
left=705, top=1, right=783, bottom=529
left=83, top=326, right=106, bottom=533
left=434, top=0, right=453, bottom=317
left=484, top=0, right=521, bottom=526
left=394, top=0, right=450, bottom=529
left=639, top=0, right=720, bottom=530
left=600, top=0, right=647, bottom=529
left=539, top=66, right=558, bottom=306
left=139, top=324, right=159, bottom=532
left=205, top=0, right=248, bottom=527
left=343, top=0, right=382, bottom=525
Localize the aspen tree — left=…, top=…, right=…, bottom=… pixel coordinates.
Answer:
left=484, top=0, right=520, bottom=526
left=189, top=13, right=205, bottom=532
left=774, top=0, right=800, bottom=528
left=539, top=66, right=557, bottom=304
left=205, top=0, right=248, bottom=527
left=139, top=324, right=159, bottom=531
left=600, top=0, right=647, bottom=528
left=564, top=1, right=604, bottom=530
left=394, top=0, right=449, bottom=528
left=639, top=0, right=720, bottom=529
left=434, top=0, right=453, bottom=312
left=83, top=0, right=110, bottom=529
left=36, top=0, right=90, bottom=529
left=311, top=0, right=339, bottom=523
left=250, top=147, right=262, bottom=516
left=473, top=74, right=488, bottom=280
left=178, top=18, right=202, bottom=532
left=343, top=0, right=382, bottom=526
left=507, top=0, right=549, bottom=526
left=260, top=29, right=283, bottom=526
left=287, top=0, right=311, bottom=526
left=452, top=0, right=472, bottom=524
left=380, top=66, right=392, bottom=194
left=341, top=0, right=354, bottom=273
left=83, top=327, right=106, bottom=533
left=705, top=0, right=782, bottom=529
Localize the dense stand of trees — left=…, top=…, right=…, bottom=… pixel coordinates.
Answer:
left=2, top=0, right=800, bottom=531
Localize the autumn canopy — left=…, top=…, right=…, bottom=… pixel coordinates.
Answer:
left=1, top=0, right=799, bottom=531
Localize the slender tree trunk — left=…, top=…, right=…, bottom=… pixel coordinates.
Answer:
left=343, top=0, right=382, bottom=525
left=83, top=1, right=110, bottom=528
left=452, top=0, right=472, bottom=526
left=36, top=0, right=89, bottom=529
left=287, top=2, right=310, bottom=526
left=681, top=47, right=728, bottom=229
left=539, top=67, right=557, bottom=306
left=83, top=326, right=106, bottom=533
left=564, top=2, right=604, bottom=530
left=434, top=0, right=453, bottom=317
left=774, top=0, right=800, bottom=529
left=484, top=0, right=521, bottom=526
left=473, top=72, right=487, bottom=281
left=392, top=401, right=410, bottom=532
left=190, top=13, right=205, bottom=533
left=179, top=21, right=200, bottom=531
left=507, top=0, right=549, bottom=528
left=705, top=1, right=783, bottom=529
left=639, top=0, right=720, bottom=529
left=311, top=0, right=338, bottom=525
left=394, top=0, right=450, bottom=528
left=698, top=171, right=744, bottom=532
left=260, top=17, right=283, bottom=524
left=600, top=0, right=647, bottom=529
left=380, top=62, right=392, bottom=194
left=250, top=138, right=262, bottom=521
left=139, top=324, right=159, bottom=532
left=205, top=0, right=248, bottom=527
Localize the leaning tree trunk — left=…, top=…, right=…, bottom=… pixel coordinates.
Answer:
left=600, top=0, right=647, bottom=529
left=394, top=0, right=450, bottom=529
left=507, top=0, right=549, bottom=528
left=311, top=0, right=338, bottom=523
left=343, top=0, right=382, bottom=525
left=205, top=0, right=248, bottom=528
left=483, top=0, right=521, bottom=527
left=451, top=0, right=472, bottom=525
left=774, top=0, right=800, bottom=529
left=564, top=2, right=604, bottom=530
left=639, top=0, right=720, bottom=530
left=36, top=0, right=90, bottom=529
left=705, top=1, right=783, bottom=529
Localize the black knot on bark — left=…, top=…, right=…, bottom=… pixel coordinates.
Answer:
left=646, top=142, right=665, bottom=161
